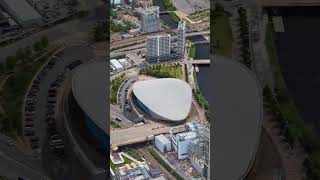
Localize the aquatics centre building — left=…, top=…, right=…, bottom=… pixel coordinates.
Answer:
left=71, top=62, right=108, bottom=151
left=132, top=78, right=192, bottom=122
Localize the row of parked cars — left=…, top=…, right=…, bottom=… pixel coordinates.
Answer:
left=23, top=55, right=62, bottom=151
left=45, top=60, right=82, bottom=157
left=46, top=73, right=65, bottom=157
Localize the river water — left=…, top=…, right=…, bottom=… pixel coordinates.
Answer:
left=153, top=0, right=210, bottom=99
left=274, top=7, right=320, bottom=130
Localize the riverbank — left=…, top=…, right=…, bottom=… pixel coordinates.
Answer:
left=265, top=20, right=319, bottom=178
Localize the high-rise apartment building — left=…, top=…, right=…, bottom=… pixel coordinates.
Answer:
left=146, top=34, right=171, bottom=62
left=177, top=20, right=186, bottom=59
left=140, top=6, right=160, bottom=33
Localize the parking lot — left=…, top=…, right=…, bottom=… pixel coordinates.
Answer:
left=22, top=45, right=94, bottom=154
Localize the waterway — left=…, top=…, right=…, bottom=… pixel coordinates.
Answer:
left=189, top=36, right=210, bottom=100
left=153, top=0, right=211, bottom=100
left=273, top=7, right=320, bottom=131
left=153, top=0, right=178, bottom=29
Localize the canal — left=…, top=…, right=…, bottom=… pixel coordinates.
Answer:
left=273, top=7, right=320, bottom=131
left=188, top=35, right=211, bottom=100
left=153, top=0, right=178, bottom=29
left=153, top=0, right=211, bottom=100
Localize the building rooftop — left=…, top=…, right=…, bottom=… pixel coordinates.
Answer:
left=0, top=0, right=41, bottom=22
left=155, top=134, right=170, bottom=144
left=71, top=62, right=107, bottom=134
left=110, top=59, right=124, bottom=70
left=177, top=131, right=197, bottom=141
left=132, top=78, right=192, bottom=121
left=211, top=56, right=262, bottom=180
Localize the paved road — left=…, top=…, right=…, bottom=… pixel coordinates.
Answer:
left=0, top=135, right=47, bottom=179
left=110, top=105, right=134, bottom=128
left=0, top=151, right=47, bottom=180
left=110, top=123, right=172, bottom=147
left=32, top=46, right=95, bottom=150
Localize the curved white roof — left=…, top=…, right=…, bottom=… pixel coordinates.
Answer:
left=132, top=78, right=192, bottom=121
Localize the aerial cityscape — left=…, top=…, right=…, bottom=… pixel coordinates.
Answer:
left=0, top=0, right=319, bottom=180
left=109, top=0, right=210, bottom=179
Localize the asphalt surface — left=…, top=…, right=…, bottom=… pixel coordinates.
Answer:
left=211, top=56, right=262, bottom=180
left=0, top=134, right=47, bottom=179
left=33, top=46, right=95, bottom=149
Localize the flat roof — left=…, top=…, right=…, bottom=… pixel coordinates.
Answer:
left=155, top=134, right=170, bottom=144
left=211, top=56, right=262, bottom=180
left=0, top=0, right=41, bottom=22
left=110, top=59, right=123, bottom=69
left=71, top=62, right=107, bottom=133
left=132, top=78, right=192, bottom=121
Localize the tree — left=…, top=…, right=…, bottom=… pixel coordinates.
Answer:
left=5, top=56, right=17, bottom=71
left=40, top=36, right=49, bottom=48
left=33, top=41, right=42, bottom=52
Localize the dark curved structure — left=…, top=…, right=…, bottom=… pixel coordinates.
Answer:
left=211, top=56, right=263, bottom=180
left=71, top=62, right=108, bottom=151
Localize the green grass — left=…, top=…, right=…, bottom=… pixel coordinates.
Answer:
left=111, top=121, right=121, bottom=128
left=169, top=12, right=181, bottom=23
left=0, top=45, right=58, bottom=137
left=265, top=23, right=303, bottom=129
left=163, top=0, right=176, bottom=11
left=211, top=11, right=233, bottom=57
left=110, top=155, right=134, bottom=170
left=110, top=74, right=126, bottom=104
left=140, top=64, right=183, bottom=79
left=149, top=148, right=184, bottom=180
left=189, top=43, right=196, bottom=58
left=265, top=22, right=320, bottom=179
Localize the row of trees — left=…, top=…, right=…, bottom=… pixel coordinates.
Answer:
left=111, top=21, right=136, bottom=33
left=1, top=36, right=49, bottom=73
left=238, top=7, right=251, bottom=69
left=93, top=21, right=109, bottom=42
left=263, top=86, right=320, bottom=179
left=110, top=74, right=126, bottom=104
left=193, top=70, right=209, bottom=112
left=140, top=63, right=182, bottom=79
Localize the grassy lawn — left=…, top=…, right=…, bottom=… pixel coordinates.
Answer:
left=0, top=45, right=59, bottom=137
left=211, top=12, right=233, bottom=57
left=110, top=155, right=134, bottom=170
left=140, top=64, right=183, bottom=79
left=110, top=74, right=126, bottom=104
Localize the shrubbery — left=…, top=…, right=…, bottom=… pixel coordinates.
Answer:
left=140, top=64, right=183, bottom=79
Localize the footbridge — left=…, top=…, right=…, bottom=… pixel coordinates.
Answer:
left=191, top=59, right=210, bottom=65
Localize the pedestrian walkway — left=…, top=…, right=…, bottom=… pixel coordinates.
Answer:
left=263, top=106, right=306, bottom=180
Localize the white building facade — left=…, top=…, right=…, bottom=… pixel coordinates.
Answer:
left=146, top=34, right=171, bottom=62
left=176, top=20, right=186, bottom=59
